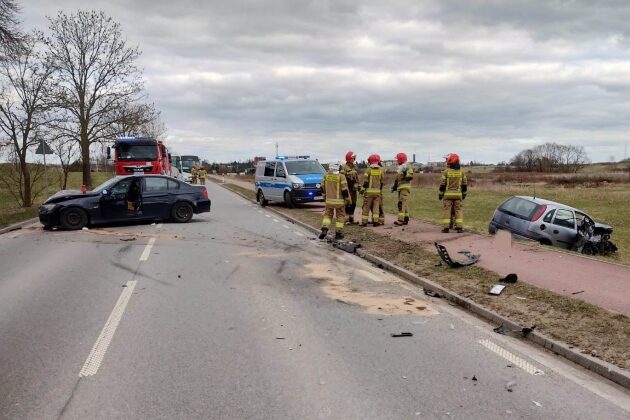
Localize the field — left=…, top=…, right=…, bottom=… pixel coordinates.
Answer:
left=0, top=168, right=114, bottom=228
left=380, top=173, right=630, bottom=265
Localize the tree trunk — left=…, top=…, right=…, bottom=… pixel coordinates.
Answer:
left=20, top=155, right=32, bottom=207
left=63, top=168, right=69, bottom=189
left=80, top=124, right=91, bottom=187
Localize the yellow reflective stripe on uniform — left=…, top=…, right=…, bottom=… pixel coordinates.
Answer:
left=326, top=198, right=345, bottom=205
left=397, top=183, right=411, bottom=191
left=366, top=168, right=382, bottom=195
left=444, top=192, right=462, bottom=198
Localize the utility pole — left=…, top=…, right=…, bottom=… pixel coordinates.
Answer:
left=275, top=141, right=279, bottom=157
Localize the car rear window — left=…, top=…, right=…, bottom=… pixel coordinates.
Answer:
left=498, top=197, right=541, bottom=221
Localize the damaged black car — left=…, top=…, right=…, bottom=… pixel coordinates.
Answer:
left=39, top=175, right=211, bottom=230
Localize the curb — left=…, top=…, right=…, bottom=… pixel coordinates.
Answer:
left=0, top=217, right=39, bottom=235
left=214, top=181, right=630, bottom=390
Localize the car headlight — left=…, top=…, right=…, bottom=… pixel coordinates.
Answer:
left=40, top=204, right=56, bottom=212
left=292, top=183, right=303, bottom=189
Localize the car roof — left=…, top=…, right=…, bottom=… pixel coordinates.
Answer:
left=513, top=195, right=581, bottom=213
left=113, top=174, right=181, bottom=181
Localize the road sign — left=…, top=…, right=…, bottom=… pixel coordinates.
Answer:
left=36, top=141, right=53, bottom=155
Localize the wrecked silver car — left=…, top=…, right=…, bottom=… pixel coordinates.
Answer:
left=488, top=196, right=617, bottom=256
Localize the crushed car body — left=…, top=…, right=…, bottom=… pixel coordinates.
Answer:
left=488, top=196, right=617, bottom=256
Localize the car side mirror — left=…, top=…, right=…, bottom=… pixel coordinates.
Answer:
left=101, top=189, right=109, bottom=196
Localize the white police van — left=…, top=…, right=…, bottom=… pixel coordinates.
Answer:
left=255, top=156, right=325, bottom=207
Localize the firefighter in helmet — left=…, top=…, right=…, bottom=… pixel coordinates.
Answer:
left=341, top=151, right=360, bottom=224
left=198, top=166, right=207, bottom=184
left=319, top=162, right=351, bottom=240
left=360, top=154, right=384, bottom=226
left=438, top=153, right=468, bottom=233
left=392, top=152, right=414, bottom=226
left=191, top=165, right=198, bottom=184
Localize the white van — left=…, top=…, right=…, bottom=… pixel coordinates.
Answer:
left=254, top=156, right=325, bottom=207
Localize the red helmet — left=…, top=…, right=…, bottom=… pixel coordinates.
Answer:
left=345, top=151, right=356, bottom=163
left=447, top=153, right=460, bottom=165
left=367, top=154, right=381, bottom=165
left=396, top=152, right=407, bottom=165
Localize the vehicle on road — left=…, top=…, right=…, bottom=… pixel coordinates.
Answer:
left=38, top=175, right=210, bottom=230
left=488, top=196, right=617, bottom=255
left=179, top=155, right=201, bottom=183
left=108, top=137, right=172, bottom=176
left=255, top=156, right=325, bottom=207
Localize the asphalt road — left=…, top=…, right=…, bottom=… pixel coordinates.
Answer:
left=1, top=181, right=629, bottom=420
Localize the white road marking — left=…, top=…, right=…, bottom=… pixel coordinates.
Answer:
left=79, top=280, right=137, bottom=377
left=139, top=237, right=156, bottom=261
left=294, top=231, right=304, bottom=237
left=282, top=225, right=290, bottom=229
left=265, top=214, right=271, bottom=218
left=258, top=210, right=263, bottom=214
left=156, top=223, right=163, bottom=229
left=479, top=339, right=544, bottom=375
left=273, top=219, right=279, bottom=223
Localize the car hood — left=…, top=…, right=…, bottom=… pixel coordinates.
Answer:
left=594, top=222, right=613, bottom=235
left=293, top=173, right=323, bottom=184
left=44, top=190, right=98, bottom=204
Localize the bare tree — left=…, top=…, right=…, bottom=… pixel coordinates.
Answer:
left=49, top=133, right=79, bottom=189
left=510, top=142, right=590, bottom=173
left=0, top=0, right=24, bottom=57
left=0, top=33, right=53, bottom=207
left=110, top=102, right=161, bottom=138
left=45, top=10, right=144, bottom=187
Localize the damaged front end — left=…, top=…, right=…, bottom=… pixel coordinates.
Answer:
left=573, top=220, right=618, bottom=256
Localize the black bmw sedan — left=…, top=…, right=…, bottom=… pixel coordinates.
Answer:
left=39, top=175, right=211, bottom=230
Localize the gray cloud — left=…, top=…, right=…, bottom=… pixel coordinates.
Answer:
left=21, top=0, right=630, bottom=163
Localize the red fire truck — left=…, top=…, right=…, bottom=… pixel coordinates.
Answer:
left=108, top=137, right=172, bottom=176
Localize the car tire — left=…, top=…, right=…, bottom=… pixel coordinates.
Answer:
left=257, top=190, right=268, bottom=207
left=488, top=224, right=497, bottom=235
left=171, top=202, right=194, bottom=223
left=284, top=191, right=295, bottom=208
left=60, top=207, right=88, bottom=230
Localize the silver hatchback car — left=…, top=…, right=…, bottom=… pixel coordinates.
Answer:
left=488, top=196, right=617, bottom=255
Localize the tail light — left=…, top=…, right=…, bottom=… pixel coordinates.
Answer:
left=531, top=204, right=547, bottom=221
left=202, top=188, right=208, bottom=199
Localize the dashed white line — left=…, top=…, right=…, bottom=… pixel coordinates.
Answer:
left=139, top=237, right=156, bottom=261
left=282, top=225, right=290, bottom=229
left=479, top=339, right=545, bottom=375
left=265, top=214, right=271, bottom=218
left=273, top=219, right=279, bottom=223
left=79, top=280, right=137, bottom=377
left=294, top=231, right=304, bottom=237
left=258, top=210, right=263, bottom=214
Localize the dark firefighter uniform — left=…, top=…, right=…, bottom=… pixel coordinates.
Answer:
left=393, top=163, right=414, bottom=225
left=320, top=166, right=351, bottom=240
left=361, top=155, right=384, bottom=226
left=439, top=155, right=467, bottom=232
left=341, top=159, right=360, bottom=224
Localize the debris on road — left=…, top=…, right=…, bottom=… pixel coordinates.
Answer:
left=275, top=337, right=285, bottom=340
left=332, top=239, right=361, bottom=253
left=501, top=273, right=518, bottom=283
left=532, top=400, right=543, bottom=407
left=119, top=237, right=136, bottom=241
left=423, top=288, right=441, bottom=298
left=81, top=227, right=89, bottom=231
left=493, top=324, right=536, bottom=336
left=506, top=380, right=517, bottom=392
left=472, top=375, right=478, bottom=381
left=489, top=284, right=506, bottom=295
left=571, top=290, right=585, bottom=295
left=391, top=332, right=413, bottom=337
left=435, top=242, right=480, bottom=268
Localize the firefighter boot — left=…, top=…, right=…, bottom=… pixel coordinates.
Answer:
left=394, top=220, right=405, bottom=226
left=335, top=231, right=344, bottom=240
left=318, top=227, right=328, bottom=240
left=441, top=227, right=449, bottom=233
left=404, top=216, right=409, bottom=224
left=455, top=227, right=464, bottom=233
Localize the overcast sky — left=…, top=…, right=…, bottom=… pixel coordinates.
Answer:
left=23, top=0, right=630, bottom=163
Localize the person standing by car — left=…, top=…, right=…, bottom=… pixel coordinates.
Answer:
left=191, top=165, right=198, bottom=184
left=341, top=151, right=360, bottom=224
left=198, top=166, right=207, bottom=185
left=392, top=152, right=414, bottom=226
left=360, top=154, right=384, bottom=226
left=438, top=153, right=467, bottom=233
left=319, top=162, right=351, bottom=240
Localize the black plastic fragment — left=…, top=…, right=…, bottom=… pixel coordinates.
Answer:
left=391, top=332, right=413, bottom=337
left=435, top=242, right=480, bottom=268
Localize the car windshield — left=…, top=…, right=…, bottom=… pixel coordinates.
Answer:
left=499, top=197, right=541, bottom=220
left=92, top=177, right=125, bottom=193
left=116, top=144, right=158, bottom=161
left=285, top=160, right=325, bottom=175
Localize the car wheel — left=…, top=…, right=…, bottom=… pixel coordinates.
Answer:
left=171, top=202, right=193, bottom=223
left=284, top=191, right=295, bottom=208
left=257, top=190, right=268, bottom=207
left=488, top=224, right=497, bottom=235
left=581, top=242, right=597, bottom=255
left=60, top=207, right=88, bottom=230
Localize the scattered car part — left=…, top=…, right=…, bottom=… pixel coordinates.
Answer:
left=493, top=325, right=536, bottom=336
left=501, top=273, right=518, bottom=283
left=489, top=284, right=506, bottom=295
left=435, top=242, right=480, bottom=268
left=390, top=332, right=413, bottom=337
left=423, top=289, right=441, bottom=298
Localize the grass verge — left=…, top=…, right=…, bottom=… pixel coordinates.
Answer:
left=219, top=180, right=630, bottom=371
